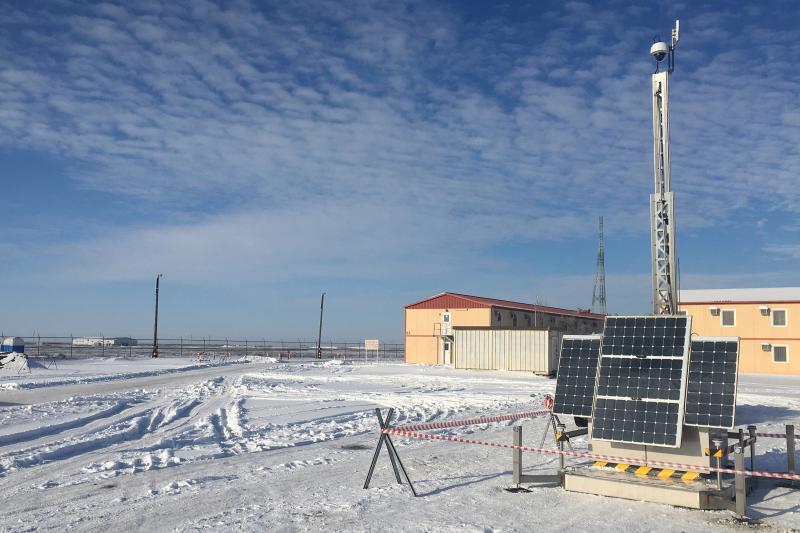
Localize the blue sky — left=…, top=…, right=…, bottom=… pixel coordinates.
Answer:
left=1, top=0, right=799, bottom=342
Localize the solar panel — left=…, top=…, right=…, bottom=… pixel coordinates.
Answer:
left=553, top=335, right=602, bottom=418
left=591, top=315, right=691, bottom=448
left=684, top=337, right=739, bottom=429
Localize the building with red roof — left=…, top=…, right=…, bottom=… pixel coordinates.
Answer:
left=405, top=292, right=604, bottom=366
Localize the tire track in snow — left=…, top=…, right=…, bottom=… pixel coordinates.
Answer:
left=0, top=378, right=228, bottom=479
left=0, top=400, right=140, bottom=448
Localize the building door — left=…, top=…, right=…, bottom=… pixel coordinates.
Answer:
left=443, top=340, right=452, bottom=365
left=442, top=312, right=451, bottom=335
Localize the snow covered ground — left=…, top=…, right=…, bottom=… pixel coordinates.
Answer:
left=0, top=358, right=798, bottom=532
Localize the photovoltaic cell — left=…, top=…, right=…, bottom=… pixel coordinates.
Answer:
left=601, top=316, right=688, bottom=357
left=591, top=315, right=691, bottom=448
left=553, top=335, right=602, bottom=418
left=684, top=337, right=739, bottom=429
left=595, top=357, right=683, bottom=401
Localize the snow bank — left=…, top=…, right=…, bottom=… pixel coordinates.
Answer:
left=0, top=353, right=30, bottom=374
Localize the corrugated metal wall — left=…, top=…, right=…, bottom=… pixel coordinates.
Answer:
left=453, top=329, right=562, bottom=374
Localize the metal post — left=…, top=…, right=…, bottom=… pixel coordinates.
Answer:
left=787, top=424, right=796, bottom=485
left=713, top=438, right=723, bottom=491
left=747, top=425, right=757, bottom=489
left=734, top=445, right=746, bottom=518
left=316, top=292, right=325, bottom=359
left=513, top=426, right=522, bottom=487
left=557, top=423, right=566, bottom=472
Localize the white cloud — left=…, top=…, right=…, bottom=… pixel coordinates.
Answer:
left=1, top=0, right=798, bottom=291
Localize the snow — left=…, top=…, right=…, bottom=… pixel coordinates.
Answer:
left=0, top=353, right=31, bottom=375
left=0, top=358, right=798, bottom=531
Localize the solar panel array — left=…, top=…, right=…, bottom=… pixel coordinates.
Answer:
left=553, top=335, right=602, bottom=418
left=684, top=337, right=739, bottom=429
left=591, top=316, right=691, bottom=448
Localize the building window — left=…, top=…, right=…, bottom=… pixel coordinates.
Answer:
left=444, top=342, right=450, bottom=350
left=773, top=345, right=788, bottom=363
left=511, top=312, right=518, bottom=327
left=772, top=309, right=787, bottom=327
left=721, top=309, right=736, bottom=327
left=525, top=314, right=531, bottom=326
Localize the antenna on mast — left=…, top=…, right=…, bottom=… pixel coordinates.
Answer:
left=650, top=20, right=680, bottom=315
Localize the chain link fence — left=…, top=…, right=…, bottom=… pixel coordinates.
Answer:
left=2, top=336, right=404, bottom=363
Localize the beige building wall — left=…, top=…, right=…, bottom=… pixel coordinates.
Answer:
left=490, top=309, right=601, bottom=334
left=405, top=308, right=491, bottom=364
left=680, top=302, right=800, bottom=375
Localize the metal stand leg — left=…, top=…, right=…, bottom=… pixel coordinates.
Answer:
left=363, top=408, right=417, bottom=496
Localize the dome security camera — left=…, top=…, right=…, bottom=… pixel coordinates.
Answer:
left=650, top=41, right=669, bottom=62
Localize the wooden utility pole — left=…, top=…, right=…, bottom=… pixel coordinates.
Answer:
left=151, top=274, right=163, bottom=358
left=316, top=292, right=325, bottom=359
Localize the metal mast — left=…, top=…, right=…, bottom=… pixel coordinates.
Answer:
left=650, top=21, right=680, bottom=315
left=592, top=216, right=607, bottom=315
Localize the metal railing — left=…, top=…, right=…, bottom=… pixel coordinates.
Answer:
left=1, top=335, right=404, bottom=362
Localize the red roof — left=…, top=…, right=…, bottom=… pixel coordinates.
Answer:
left=405, top=292, right=604, bottom=319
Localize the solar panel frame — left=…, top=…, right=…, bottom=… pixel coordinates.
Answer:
left=684, top=336, right=740, bottom=430
left=590, top=315, right=692, bottom=448
left=553, top=335, right=602, bottom=418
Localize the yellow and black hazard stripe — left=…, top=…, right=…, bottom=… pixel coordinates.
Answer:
left=592, top=461, right=702, bottom=483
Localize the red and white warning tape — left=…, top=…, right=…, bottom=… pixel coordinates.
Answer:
left=756, top=432, right=800, bottom=439
left=394, top=409, right=551, bottom=432
left=382, top=428, right=800, bottom=481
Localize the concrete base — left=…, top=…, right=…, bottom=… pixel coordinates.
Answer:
left=564, top=468, right=733, bottom=510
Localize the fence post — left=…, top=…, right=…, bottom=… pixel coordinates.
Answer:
left=734, top=445, right=747, bottom=518
left=747, top=425, right=757, bottom=489
left=787, top=424, right=796, bottom=485
left=513, top=425, right=522, bottom=487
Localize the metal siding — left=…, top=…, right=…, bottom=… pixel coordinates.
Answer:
left=453, top=329, right=556, bottom=373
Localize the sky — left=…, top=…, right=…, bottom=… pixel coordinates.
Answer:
left=1, top=0, right=799, bottom=342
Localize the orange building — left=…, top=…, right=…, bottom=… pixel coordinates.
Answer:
left=404, top=292, right=604, bottom=365
left=679, top=288, right=800, bottom=375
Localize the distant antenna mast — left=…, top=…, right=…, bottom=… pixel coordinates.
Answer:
left=592, top=216, right=607, bottom=315
left=649, top=20, right=680, bottom=315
